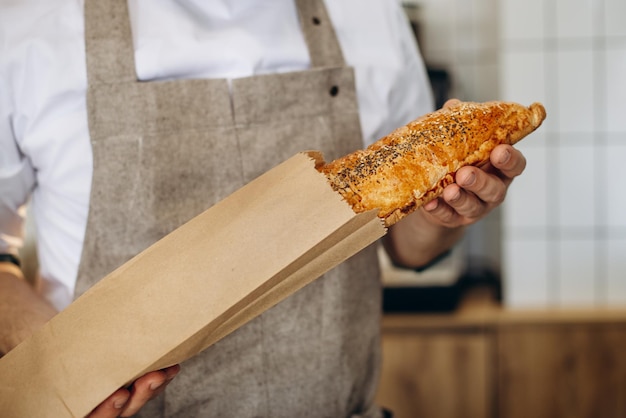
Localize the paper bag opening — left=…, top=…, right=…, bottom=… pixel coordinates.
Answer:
left=0, top=152, right=386, bottom=417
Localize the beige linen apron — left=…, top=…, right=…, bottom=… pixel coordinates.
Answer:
left=76, top=1, right=383, bottom=416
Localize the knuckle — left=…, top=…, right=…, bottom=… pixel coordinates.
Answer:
left=430, top=206, right=456, bottom=225
left=489, top=186, right=507, bottom=204
left=506, top=149, right=526, bottom=174
left=465, top=205, right=485, bottom=219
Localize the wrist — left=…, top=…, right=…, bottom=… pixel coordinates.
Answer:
left=0, top=260, right=24, bottom=281
left=383, top=210, right=465, bottom=269
left=0, top=266, right=56, bottom=356
left=389, top=248, right=453, bottom=272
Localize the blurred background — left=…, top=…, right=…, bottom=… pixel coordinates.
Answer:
left=376, top=1, right=626, bottom=417
left=15, top=1, right=623, bottom=416
left=381, top=0, right=626, bottom=309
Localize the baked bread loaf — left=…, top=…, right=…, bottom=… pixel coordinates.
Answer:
left=318, top=100, right=546, bottom=226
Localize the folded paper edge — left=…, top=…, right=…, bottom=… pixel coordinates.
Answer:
left=0, top=152, right=387, bottom=417
left=142, top=209, right=386, bottom=372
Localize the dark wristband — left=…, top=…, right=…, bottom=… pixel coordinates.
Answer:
left=0, top=253, right=21, bottom=268
left=391, top=249, right=452, bottom=273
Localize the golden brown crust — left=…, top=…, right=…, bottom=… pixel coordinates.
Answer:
left=318, top=101, right=546, bottom=226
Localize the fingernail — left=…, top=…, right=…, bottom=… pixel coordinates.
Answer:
left=113, top=397, right=127, bottom=409
left=424, top=199, right=439, bottom=211
left=449, top=190, right=461, bottom=203
left=461, top=172, right=475, bottom=187
left=150, top=381, right=164, bottom=391
left=498, top=149, right=511, bottom=165
left=444, top=98, right=461, bottom=108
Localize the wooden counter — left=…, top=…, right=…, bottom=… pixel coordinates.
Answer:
left=375, top=287, right=626, bottom=418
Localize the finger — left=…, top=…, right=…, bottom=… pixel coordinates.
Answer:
left=443, top=98, right=461, bottom=109
left=422, top=197, right=461, bottom=226
left=490, top=144, right=527, bottom=180
left=119, top=371, right=166, bottom=417
left=456, top=166, right=507, bottom=206
left=441, top=182, right=487, bottom=219
left=163, top=364, right=181, bottom=380
left=152, top=365, right=181, bottom=399
left=119, top=366, right=180, bottom=417
left=141, top=365, right=180, bottom=399
left=120, top=370, right=166, bottom=417
left=88, top=388, right=130, bottom=418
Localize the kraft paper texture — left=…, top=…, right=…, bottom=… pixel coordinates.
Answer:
left=0, top=152, right=386, bottom=417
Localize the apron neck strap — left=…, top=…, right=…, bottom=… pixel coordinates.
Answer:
left=84, top=0, right=346, bottom=85
left=84, top=0, right=137, bottom=85
left=294, top=0, right=346, bottom=68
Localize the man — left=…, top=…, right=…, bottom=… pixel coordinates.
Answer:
left=0, top=1, right=526, bottom=416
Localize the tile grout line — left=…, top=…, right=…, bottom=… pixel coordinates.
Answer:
left=592, top=0, right=608, bottom=306
left=544, top=0, right=560, bottom=307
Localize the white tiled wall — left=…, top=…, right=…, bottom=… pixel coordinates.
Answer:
left=404, top=0, right=626, bottom=308
left=405, top=0, right=504, bottom=271
left=411, top=0, right=500, bottom=102
left=499, top=0, right=626, bottom=307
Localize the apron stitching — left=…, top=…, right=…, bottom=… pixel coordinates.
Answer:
left=259, top=313, right=271, bottom=417
left=227, top=80, right=248, bottom=186
left=81, top=1, right=378, bottom=415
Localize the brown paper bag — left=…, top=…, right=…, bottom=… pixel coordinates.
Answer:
left=0, top=152, right=386, bottom=417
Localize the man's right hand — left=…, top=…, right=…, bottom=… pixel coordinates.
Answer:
left=0, top=262, right=181, bottom=418
left=88, top=364, right=181, bottom=418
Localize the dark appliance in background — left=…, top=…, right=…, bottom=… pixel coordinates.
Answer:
left=427, top=68, right=451, bottom=110
left=381, top=3, right=501, bottom=313
left=403, top=2, right=452, bottom=110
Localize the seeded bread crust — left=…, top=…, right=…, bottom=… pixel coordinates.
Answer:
left=318, top=101, right=546, bottom=226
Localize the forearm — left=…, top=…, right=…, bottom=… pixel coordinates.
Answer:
left=0, top=262, right=57, bottom=356
left=382, top=208, right=466, bottom=269
left=383, top=143, right=529, bottom=270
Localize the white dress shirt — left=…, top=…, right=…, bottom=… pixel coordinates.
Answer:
left=0, top=0, right=433, bottom=310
